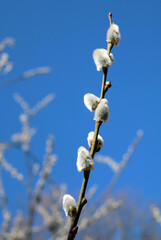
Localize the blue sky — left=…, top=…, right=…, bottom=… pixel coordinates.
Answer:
left=0, top=0, right=161, bottom=212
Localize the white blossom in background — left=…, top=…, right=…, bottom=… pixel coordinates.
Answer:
left=13, top=93, right=31, bottom=115
left=32, top=184, right=66, bottom=235
left=0, top=53, right=9, bottom=67
left=150, top=205, right=161, bottom=225
left=83, top=237, right=93, bottom=240
left=23, top=67, right=51, bottom=78
left=93, top=49, right=113, bottom=71
left=87, top=131, right=104, bottom=151
left=36, top=204, right=55, bottom=227
left=55, top=184, right=68, bottom=214
left=62, top=194, right=77, bottom=217
left=11, top=93, right=54, bottom=151
left=107, top=24, right=121, bottom=46
left=0, top=143, right=13, bottom=152
left=46, top=135, right=55, bottom=154
left=4, top=61, right=13, bottom=74
left=12, top=110, right=35, bottom=152
left=94, top=99, right=109, bottom=123
left=0, top=168, right=11, bottom=232
left=79, top=199, right=122, bottom=231
left=84, top=93, right=100, bottom=112
left=0, top=156, right=24, bottom=181
left=0, top=38, right=15, bottom=75
left=35, top=135, right=57, bottom=201
left=119, top=129, right=144, bottom=170
left=29, top=94, right=54, bottom=117
left=49, top=204, right=64, bottom=228
left=95, top=155, right=120, bottom=173
left=9, top=211, right=26, bottom=240
left=0, top=52, right=13, bottom=74
left=11, top=127, right=36, bottom=151
left=19, top=113, right=28, bottom=123
left=1, top=209, right=11, bottom=231
left=35, top=154, right=57, bottom=200
left=86, top=185, right=98, bottom=200
left=0, top=38, right=15, bottom=52
left=76, top=147, right=94, bottom=172
left=32, top=163, right=41, bottom=175
left=13, top=92, right=54, bottom=117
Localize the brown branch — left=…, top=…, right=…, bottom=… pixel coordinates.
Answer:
left=67, top=68, right=111, bottom=240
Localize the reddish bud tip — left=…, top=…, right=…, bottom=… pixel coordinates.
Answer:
left=69, top=226, right=79, bottom=240
left=72, top=226, right=78, bottom=234
left=99, top=120, right=103, bottom=126
left=104, top=81, right=112, bottom=92
left=96, top=147, right=101, bottom=152
left=108, top=12, right=113, bottom=26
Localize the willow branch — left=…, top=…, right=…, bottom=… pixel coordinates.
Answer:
left=66, top=11, right=118, bottom=239
left=67, top=67, right=111, bottom=240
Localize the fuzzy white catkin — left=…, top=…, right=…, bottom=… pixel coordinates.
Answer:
left=62, top=194, right=76, bottom=216
left=107, top=24, right=121, bottom=46
left=84, top=93, right=100, bottom=112
left=94, top=99, right=109, bottom=123
left=93, top=49, right=113, bottom=71
left=87, top=131, right=104, bottom=148
left=76, top=146, right=94, bottom=172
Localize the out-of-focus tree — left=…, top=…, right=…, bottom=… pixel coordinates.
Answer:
left=79, top=193, right=161, bottom=240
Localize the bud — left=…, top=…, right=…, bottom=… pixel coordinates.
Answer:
left=93, top=49, right=113, bottom=71
left=62, top=194, right=77, bottom=217
left=94, top=99, right=109, bottom=123
left=76, top=146, right=94, bottom=172
left=84, top=93, right=100, bottom=112
left=107, top=24, right=121, bottom=46
left=87, top=131, right=104, bottom=152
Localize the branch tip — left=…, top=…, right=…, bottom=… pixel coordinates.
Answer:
left=108, top=12, right=113, bottom=26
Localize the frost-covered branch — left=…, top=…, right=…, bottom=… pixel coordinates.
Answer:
left=0, top=67, right=52, bottom=89
left=150, top=204, right=161, bottom=226
left=0, top=165, right=11, bottom=234
left=79, top=199, right=122, bottom=231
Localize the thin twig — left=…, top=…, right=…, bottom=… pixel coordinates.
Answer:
left=0, top=67, right=51, bottom=89
left=25, top=151, right=34, bottom=240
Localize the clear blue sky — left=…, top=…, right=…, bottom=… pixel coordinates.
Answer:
left=0, top=0, right=161, bottom=213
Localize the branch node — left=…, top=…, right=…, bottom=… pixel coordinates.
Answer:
left=104, top=81, right=112, bottom=93
left=81, top=198, right=87, bottom=207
